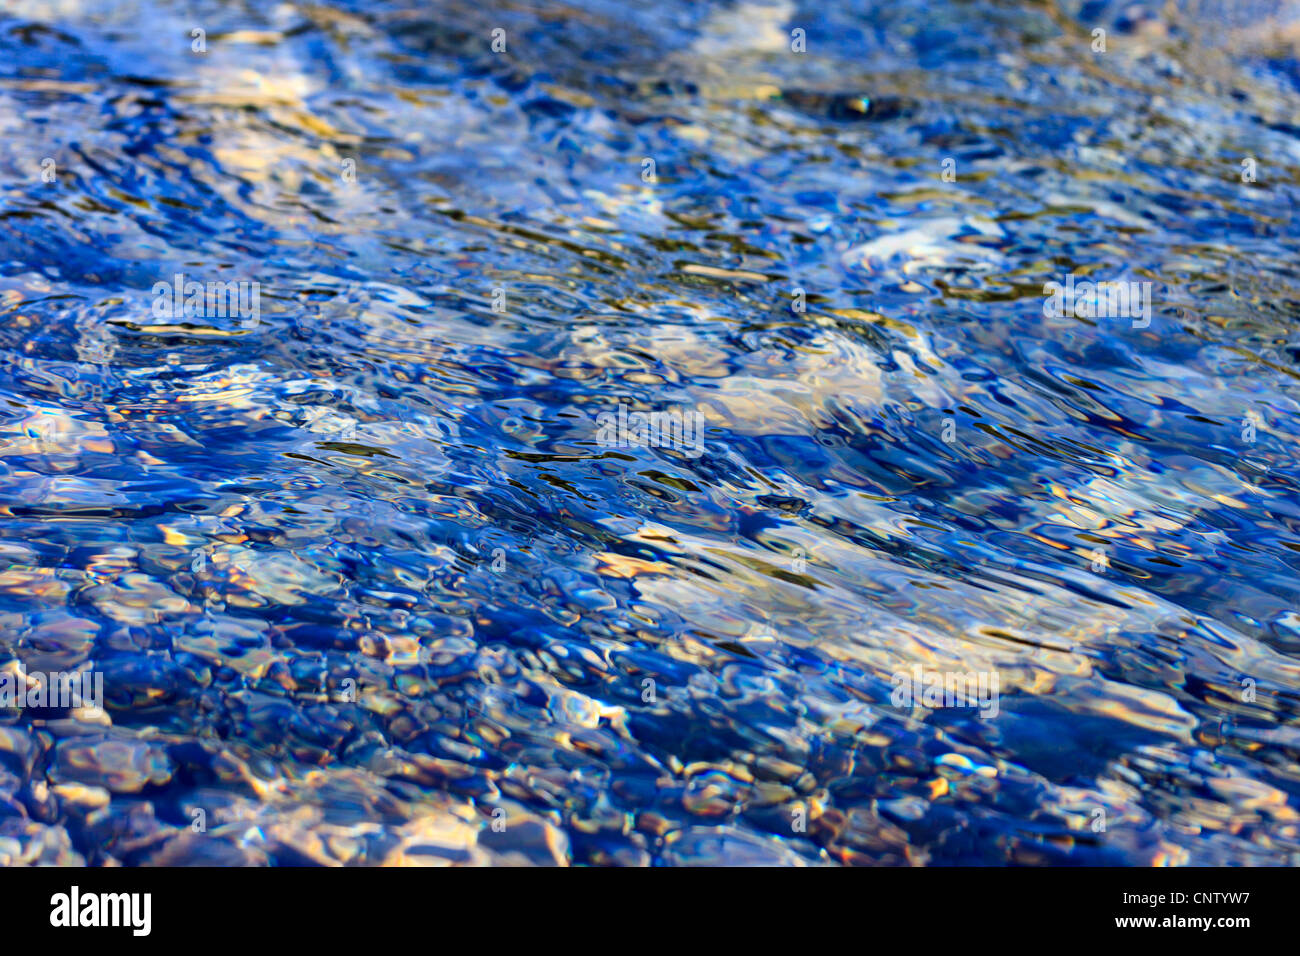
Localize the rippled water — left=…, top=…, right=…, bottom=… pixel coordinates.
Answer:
left=2, top=0, right=1300, bottom=866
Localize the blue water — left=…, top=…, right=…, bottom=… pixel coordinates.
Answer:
left=1, top=0, right=1300, bottom=865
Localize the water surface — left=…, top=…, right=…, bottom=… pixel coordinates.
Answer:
left=1, top=0, right=1300, bottom=865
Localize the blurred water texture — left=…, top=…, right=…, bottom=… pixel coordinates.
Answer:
left=1, top=0, right=1300, bottom=865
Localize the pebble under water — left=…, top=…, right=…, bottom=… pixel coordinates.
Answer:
left=2, top=0, right=1300, bottom=866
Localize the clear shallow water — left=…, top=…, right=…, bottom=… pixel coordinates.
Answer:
left=1, top=0, right=1300, bottom=865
